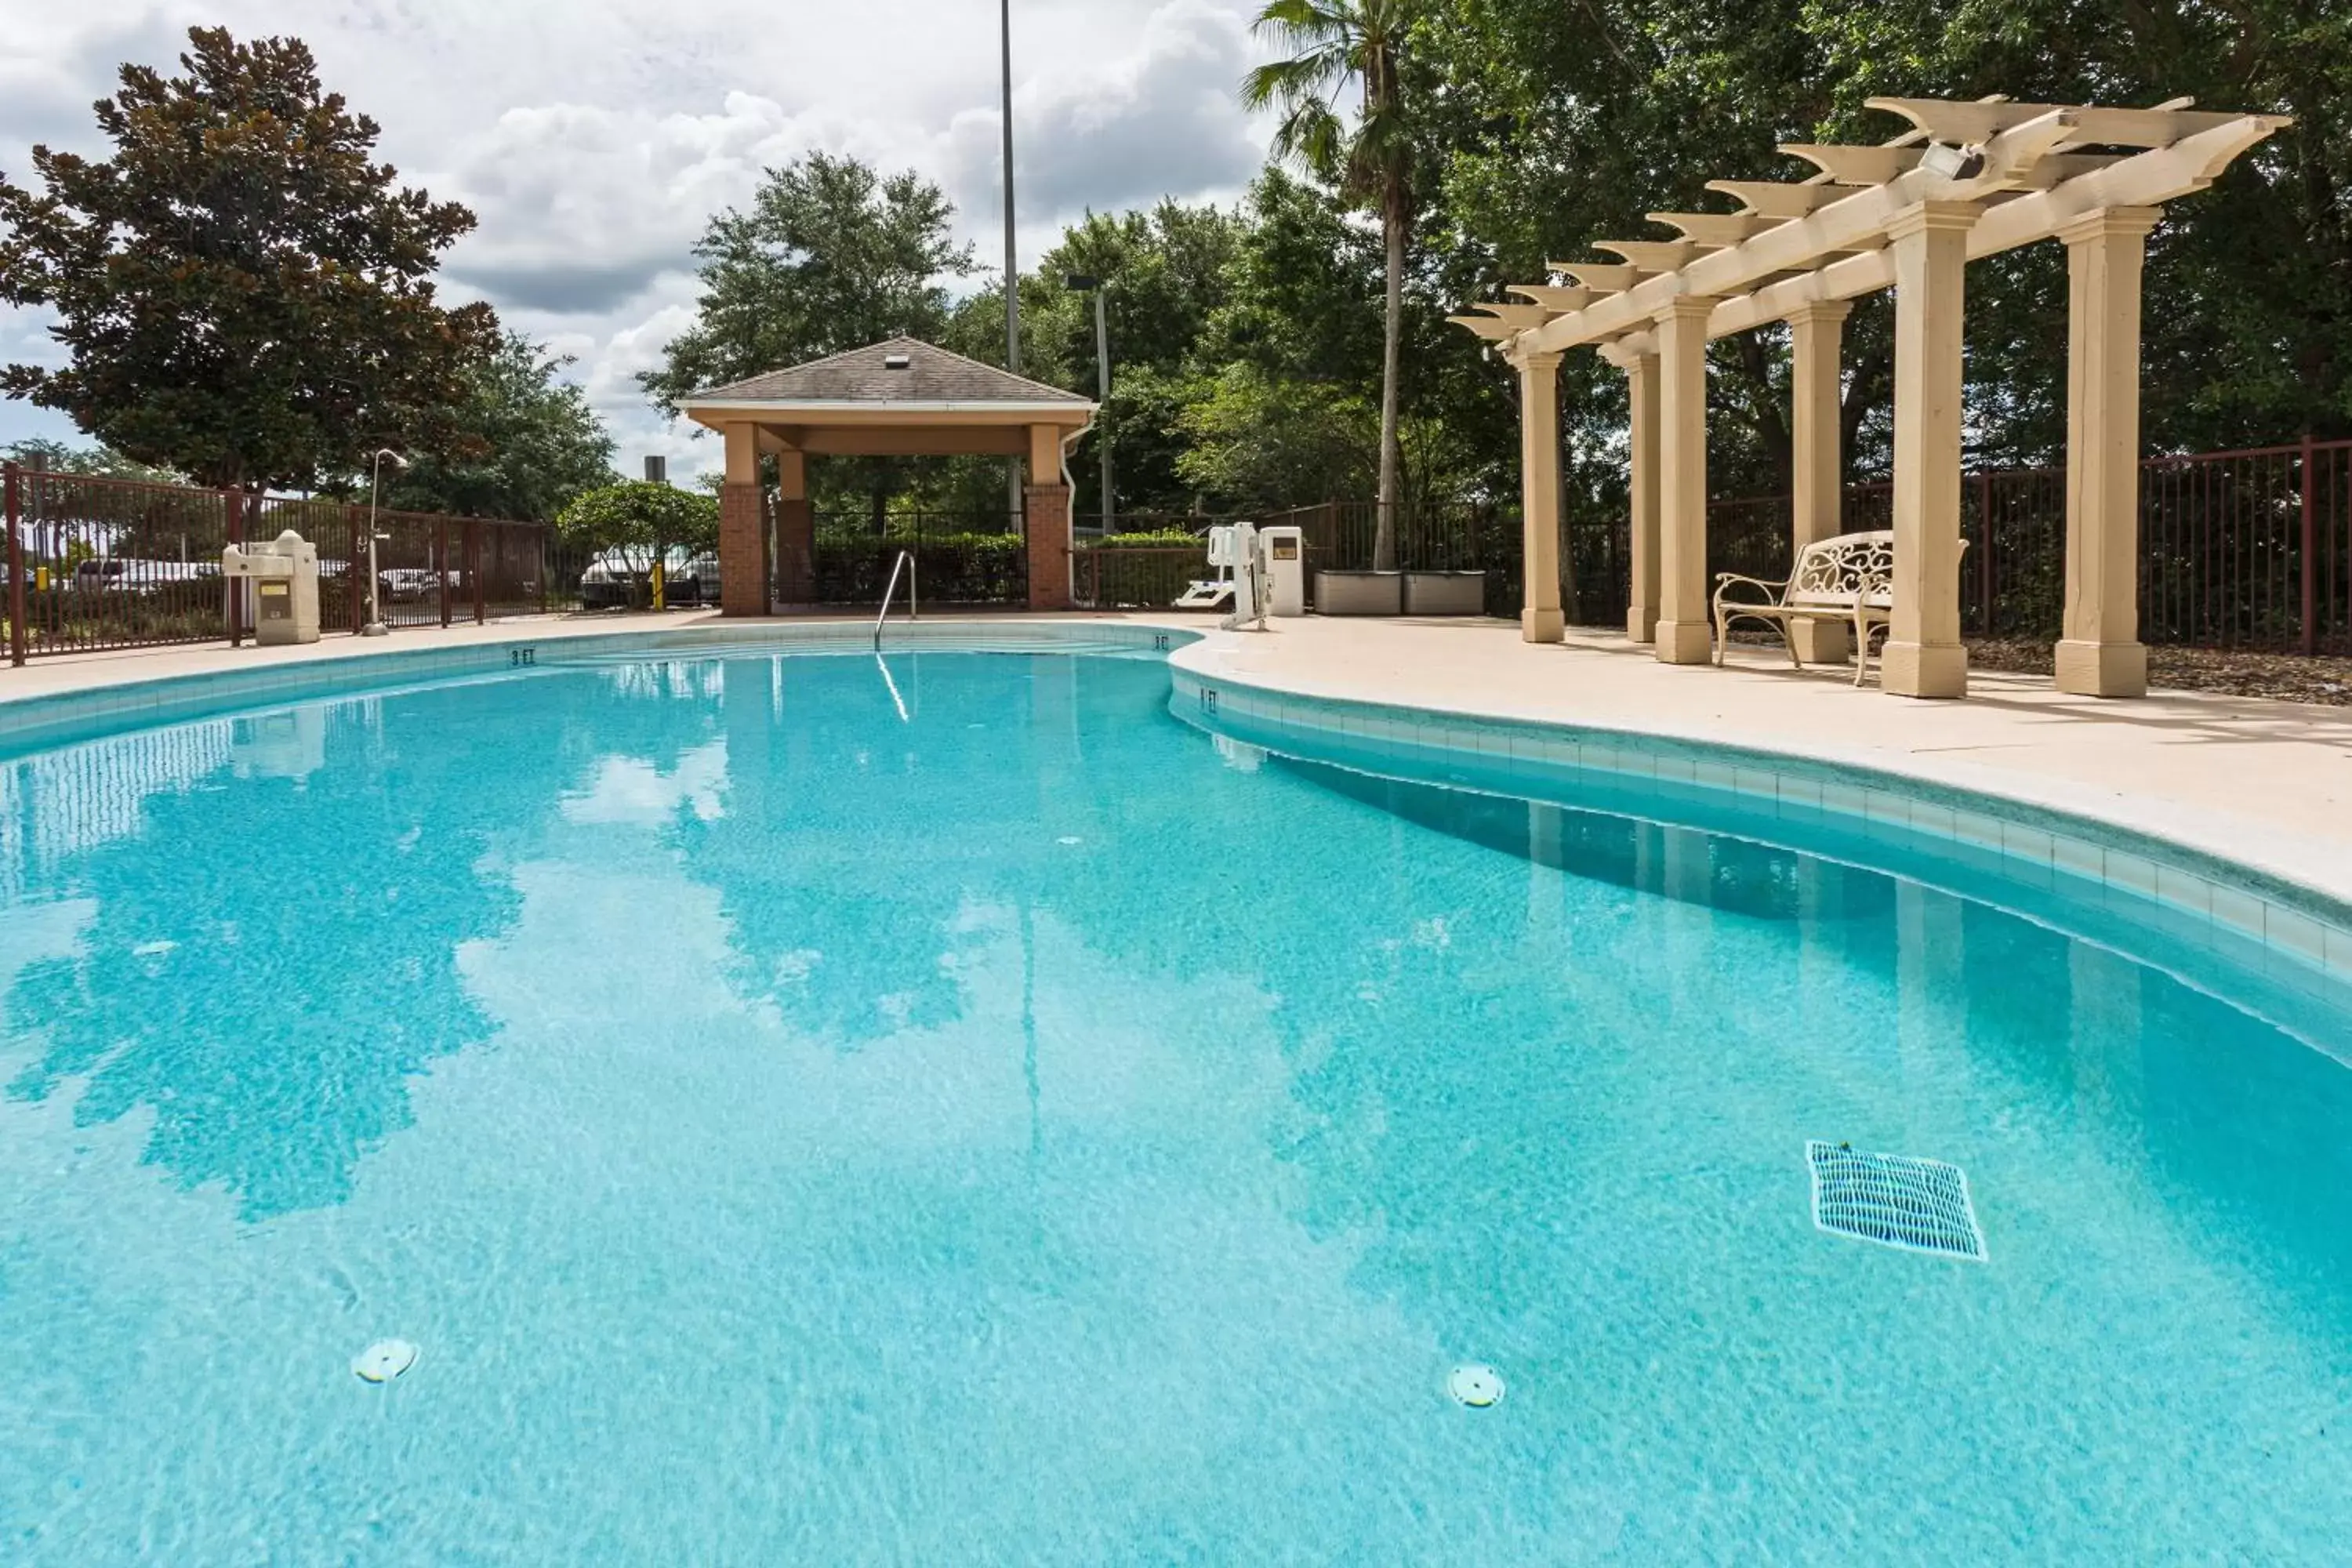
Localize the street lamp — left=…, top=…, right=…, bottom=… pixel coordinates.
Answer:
left=1064, top=274, right=1115, bottom=532
left=1001, top=0, right=1025, bottom=528
left=362, top=448, right=405, bottom=637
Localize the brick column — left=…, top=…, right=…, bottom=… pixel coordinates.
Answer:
left=1024, top=484, right=1073, bottom=610
left=720, top=482, right=768, bottom=617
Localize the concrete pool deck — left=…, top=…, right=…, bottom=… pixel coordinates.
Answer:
left=4, top=610, right=2350, bottom=907
left=1171, top=617, right=2352, bottom=910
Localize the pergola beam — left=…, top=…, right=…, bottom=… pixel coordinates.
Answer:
left=1448, top=314, right=1519, bottom=341
left=1863, top=96, right=2248, bottom=150
left=1523, top=111, right=2288, bottom=355
left=1780, top=144, right=1927, bottom=185
left=1704, top=181, right=1844, bottom=218
left=1553, top=263, right=1648, bottom=292
left=1508, top=285, right=1600, bottom=311
left=1647, top=212, right=1790, bottom=246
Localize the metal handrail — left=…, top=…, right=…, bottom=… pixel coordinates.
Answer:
left=874, top=549, right=917, bottom=649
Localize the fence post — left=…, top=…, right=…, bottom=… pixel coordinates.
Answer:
left=5, top=464, right=24, bottom=667
left=1976, top=471, right=1994, bottom=637
left=2302, top=433, right=2318, bottom=656
left=537, top=525, right=550, bottom=615
left=469, top=521, right=485, bottom=624
left=224, top=489, right=245, bottom=648
left=437, top=520, right=452, bottom=628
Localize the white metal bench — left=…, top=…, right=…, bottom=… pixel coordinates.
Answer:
left=1713, top=529, right=1962, bottom=688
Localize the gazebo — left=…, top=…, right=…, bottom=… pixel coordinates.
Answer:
left=680, top=338, right=1097, bottom=615
left=1454, top=96, right=2289, bottom=699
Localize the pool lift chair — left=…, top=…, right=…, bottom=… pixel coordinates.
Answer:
left=1206, top=522, right=1271, bottom=633
left=1174, top=524, right=1236, bottom=612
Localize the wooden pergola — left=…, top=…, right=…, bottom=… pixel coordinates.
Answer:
left=1454, top=96, right=2291, bottom=698
left=681, top=338, right=1096, bottom=614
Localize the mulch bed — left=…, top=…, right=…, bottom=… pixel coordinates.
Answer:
left=1966, top=637, right=2352, bottom=707
left=1721, top=627, right=2352, bottom=705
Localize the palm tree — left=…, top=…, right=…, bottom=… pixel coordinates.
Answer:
left=1243, top=0, right=1417, bottom=574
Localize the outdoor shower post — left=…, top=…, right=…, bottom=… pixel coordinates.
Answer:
left=224, top=488, right=244, bottom=648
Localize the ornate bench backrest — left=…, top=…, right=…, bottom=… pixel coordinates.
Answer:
left=1787, top=530, right=1895, bottom=611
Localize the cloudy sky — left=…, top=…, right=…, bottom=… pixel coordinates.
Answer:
left=0, top=1, right=1276, bottom=477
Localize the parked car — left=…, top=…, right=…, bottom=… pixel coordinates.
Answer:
left=379, top=568, right=441, bottom=603
left=579, top=548, right=720, bottom=609
left=71, top=558, right=219, bottom=594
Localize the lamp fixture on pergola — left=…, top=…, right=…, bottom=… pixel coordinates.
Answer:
left=1453, top=96, right=2290, bottom=699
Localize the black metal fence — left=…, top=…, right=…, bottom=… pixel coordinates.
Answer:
left=1580, top=437, right=2352, bottom=651
left=1, top=463, right=614, bottom=663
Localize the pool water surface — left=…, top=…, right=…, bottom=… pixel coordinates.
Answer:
left=1, top=649, right=2347, bottom=1563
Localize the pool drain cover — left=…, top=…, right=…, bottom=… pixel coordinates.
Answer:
left=352, top=1340, right=419, bottom=1384
left=1807, top=1141, right=1985, bottom=1261
left=1448, top=1364, right=1504, bottom=1407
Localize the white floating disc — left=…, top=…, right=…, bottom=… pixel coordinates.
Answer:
left=1448, top=1363, right=1504, bottom=1408
left=1057, top=837, right=1083, bottom=846
left=352, top=1339, right=419, bottom=1384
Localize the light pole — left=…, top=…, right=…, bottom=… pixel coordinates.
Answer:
left=1065, top=274, right=1114, bottom=532
left=1000, top=0, right=1025, bottom=527
left=362, top=448, right=404, bottom=637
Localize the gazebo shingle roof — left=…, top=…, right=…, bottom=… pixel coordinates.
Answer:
left=688, top=336, right=1091, bottom=406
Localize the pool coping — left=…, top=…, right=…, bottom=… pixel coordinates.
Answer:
left=1165, top=633, right=2352, bottom=996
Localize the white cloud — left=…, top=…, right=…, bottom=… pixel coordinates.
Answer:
left=0, top=0, right=1276, bottom=481
left=561, top=739, right=730, bottom=827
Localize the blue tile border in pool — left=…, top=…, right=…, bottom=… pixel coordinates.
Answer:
left=0, top=621, right=1200, bottom=762
left=1168, top=663, right=2352, bottom=1002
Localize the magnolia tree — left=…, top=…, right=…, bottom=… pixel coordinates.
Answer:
left=554, top=482, right=720, bottom=610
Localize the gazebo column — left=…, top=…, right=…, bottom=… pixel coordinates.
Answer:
left=718, top=421, right=769, bottom=618
left=1024, top=423, right=1073, bottom=611
left=774, top=448, right=813, bottom=606
left=1881, top=202, right=1980, bottom=699
left=1517, top=349, right=1566, bottom=643
left=1787, top=299, right=1853, bottom=663
left=2056, top=208, right=2161, bottom=698
left=1605, top=340, right=1662, bottom=644
left=1652, top=297, right=1716, bottom=664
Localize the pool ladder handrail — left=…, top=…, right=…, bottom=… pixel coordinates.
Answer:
left=875, top=550, right=917, bottom=649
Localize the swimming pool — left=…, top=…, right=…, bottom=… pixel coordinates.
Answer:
left=2, top=642, right=2347, bottom=1563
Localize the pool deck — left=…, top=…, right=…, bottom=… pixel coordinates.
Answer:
left=1171, top=617, right=2352, bottom=909
left=5, top=611, right=2350, bottom=906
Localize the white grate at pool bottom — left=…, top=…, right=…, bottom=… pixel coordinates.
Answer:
left=1806, top=1141, right=1986, bottom=1261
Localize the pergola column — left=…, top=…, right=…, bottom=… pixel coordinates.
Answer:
left=774, top=448, right=813, bottom=606
left=1607, top=341, right=1662, bottom=644
left=718, top=421, right=768, bottom=619
left=1652, top=297, right=1717, bottom=664
left=1787, top=299, right=1853, bottom=662
left=1024, top=423, right=1073, bottom=611
left=2056, top=207, right=2161, bottom=698
left=1517, top=349, right=1566, bottom=642
left=1880, top=201, right=1980, bottom=699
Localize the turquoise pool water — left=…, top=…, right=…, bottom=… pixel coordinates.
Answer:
left=2, top=648, right=2347, bottom=1563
